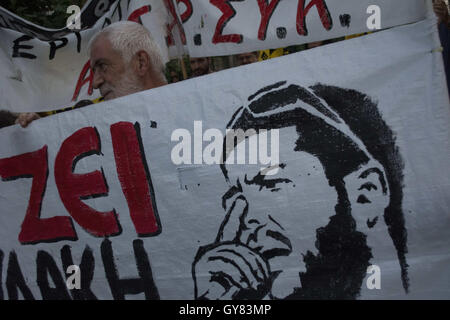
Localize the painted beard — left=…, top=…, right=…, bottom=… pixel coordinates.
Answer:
left=283, top=212, right=373, bottom=300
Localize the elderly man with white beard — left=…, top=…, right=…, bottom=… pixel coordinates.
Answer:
left=15, top=21, right=167, bottom=128
left=89, top=21, right=167, bottom=101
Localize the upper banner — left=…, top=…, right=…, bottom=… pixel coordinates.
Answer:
left=179, top=0, right=427, bottom=57
left=0, top=17, right=449, bottom=300
left=0, top=0, right=185, bottom=113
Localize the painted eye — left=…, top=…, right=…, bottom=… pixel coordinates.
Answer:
left=261, top=178, right=292, bottom=190
left=358, top=182, right=377, bottom=191
left=243, top=173, right=292, bottom=191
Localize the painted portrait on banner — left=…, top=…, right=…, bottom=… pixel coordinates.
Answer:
left=192, top=82, right=408, bottom=300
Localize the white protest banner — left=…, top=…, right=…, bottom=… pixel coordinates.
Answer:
left=178, top=0, right=427, bottom=57
left=0, top=0, right=182, bottom=113
left=0, top=16, right=449, bottom=300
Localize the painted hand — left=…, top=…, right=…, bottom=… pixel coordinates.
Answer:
left=193, top=242, right=271, bottom=299
left=193, top=197, right=271, bottom=299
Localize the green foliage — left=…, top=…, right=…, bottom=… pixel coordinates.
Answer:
left=2, top=0, right=88, bottom=29
left=165, top=55, right=191, bottom=82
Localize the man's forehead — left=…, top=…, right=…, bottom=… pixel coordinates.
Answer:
left=90, top=35, right=115, bottom=63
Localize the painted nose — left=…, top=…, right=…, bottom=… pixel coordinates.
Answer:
left=243, top=204, right=263, bottom=230
left=234, top=195, right=266, bottom=244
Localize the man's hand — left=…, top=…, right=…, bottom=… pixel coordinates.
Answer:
left=433, top=0, right=450, bottom=25
left=15, top=112, right=40, bottom=128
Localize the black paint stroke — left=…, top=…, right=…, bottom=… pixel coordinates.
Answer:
left=60, top=245, right=97, bottom=300
left=101, top=238, right=160, bottom=300
left=134, top=122, right=162, bottom=237
left=36, top=250, right=72, bottom=300
left=6, top=251, right=35, bottom=300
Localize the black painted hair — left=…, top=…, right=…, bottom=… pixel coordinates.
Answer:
left=220, top=82, right=408, bottom=292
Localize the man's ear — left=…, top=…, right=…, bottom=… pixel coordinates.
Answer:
left=134, top=50, right=151, bottom=76
left=344, top=164, right=390, bottom=230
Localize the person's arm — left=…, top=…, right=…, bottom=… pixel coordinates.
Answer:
left=15, top=112, right=41, bottom=128
left=13, top=99, right=95, bottom=128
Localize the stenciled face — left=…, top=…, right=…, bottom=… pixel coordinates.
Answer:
left=190, top=57, right=210, bottom=77
left=220, top=122, right=393, bottom=299
left=222, top=126, right=339, bottom=298
left=237, top=52, right=258, bottom=65
left=90, top=35, right=143, bottom=100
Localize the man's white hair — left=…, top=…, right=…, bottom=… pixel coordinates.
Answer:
left=90, top=21, right=165, bottom=81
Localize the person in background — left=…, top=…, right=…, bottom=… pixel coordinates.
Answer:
left=236, top=51, right=259, bottom=66
left=189, top=57, right=212, bottom=78
left=170, top=70, right=180, bottom=83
